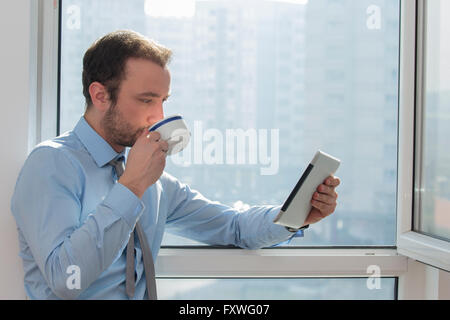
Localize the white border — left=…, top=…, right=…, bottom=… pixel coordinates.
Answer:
left=396, top=0, right=450, bottom=272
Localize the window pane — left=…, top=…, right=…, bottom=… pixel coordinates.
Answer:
left=156, top=278, right=396, bottom=300
left=60, top=0, right=400, bottom=246
left=417, top=0, right=450, bottom=241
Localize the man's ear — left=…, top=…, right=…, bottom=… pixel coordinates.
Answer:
left=88, top=82, right=110, bottom=112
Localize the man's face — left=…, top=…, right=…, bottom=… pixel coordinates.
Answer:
left=101, top=57, right=171, bottom=148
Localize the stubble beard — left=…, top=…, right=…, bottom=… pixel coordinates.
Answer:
left=101, top=103, right=145, bottom=148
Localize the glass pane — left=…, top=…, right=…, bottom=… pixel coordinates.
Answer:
left=60, top=0, right=400, bottom=246
left=417, top=0, right=450, bottom=241
left=156, top=278, right=396, bottom=300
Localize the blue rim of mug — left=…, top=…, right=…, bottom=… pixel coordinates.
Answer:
left=148, top=115, right=183, bottom=132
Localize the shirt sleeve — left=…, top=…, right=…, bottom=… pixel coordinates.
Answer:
left=162, top=172, right=302, bottom=249
left=10, top=146, right=145, bottom=299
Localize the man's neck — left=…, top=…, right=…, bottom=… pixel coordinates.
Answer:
left=83, top=112, right=124, bottom=153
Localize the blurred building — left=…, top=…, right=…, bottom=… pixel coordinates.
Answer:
left=60, top=0, right=400, bottom=246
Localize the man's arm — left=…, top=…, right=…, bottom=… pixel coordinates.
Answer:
left=162, top=172, right=297, bottom=249
left=11, top=147, right=144, bottom=299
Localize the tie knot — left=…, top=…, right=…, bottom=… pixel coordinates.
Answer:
left=109, top=156, right=125, bottom=178
left=113, top=155, right=125, bottom=163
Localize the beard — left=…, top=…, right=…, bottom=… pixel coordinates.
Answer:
left=101, top=103, right=145, bottom=147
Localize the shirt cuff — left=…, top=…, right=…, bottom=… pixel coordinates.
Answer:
left=267, top=206, right=305, bottom=241
left=287, top=228, right=305, bottom=238
left=103, top=182, right=145, bottom=229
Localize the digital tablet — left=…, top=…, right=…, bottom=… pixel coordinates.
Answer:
left=273, top=150, right=341, bottom=229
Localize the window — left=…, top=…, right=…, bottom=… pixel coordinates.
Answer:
left=60, top=0, right=400, bottom=248
left=157, top=278, right=397, bottom=300
left=415, top=0, right=450, bottom=242
left=396, top=0, right=450, bottom=272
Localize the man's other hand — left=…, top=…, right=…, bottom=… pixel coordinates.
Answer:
left=303, top=176, right=340, bottom=227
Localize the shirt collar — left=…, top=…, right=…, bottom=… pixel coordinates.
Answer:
left=73, top=116, right=125, bottom=167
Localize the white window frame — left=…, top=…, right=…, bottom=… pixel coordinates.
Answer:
left=396, top=0, right=450, bottom=273
left=34, top=0, right=449, bottom=299
left=29, top=0, right=59, bottom=153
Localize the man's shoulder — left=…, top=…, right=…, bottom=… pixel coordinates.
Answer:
left=13, top=132, right=85, bottom=195
left=27, top=131, right=84, bottom=167
left=35, top=130, right=79, bottom=150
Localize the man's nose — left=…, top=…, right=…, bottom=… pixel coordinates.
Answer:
left=147, top=103, right=164, bottom=125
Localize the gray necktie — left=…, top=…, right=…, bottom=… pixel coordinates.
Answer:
left=109, top=156, right=157, bottom=300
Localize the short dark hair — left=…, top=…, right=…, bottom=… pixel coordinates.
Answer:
left=82, top=30, right=172, bottom=108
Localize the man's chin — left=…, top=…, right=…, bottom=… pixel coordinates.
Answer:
left=112, top=128, right=146, bottom=148
left=114, top=136, right=137, bottom=148
left=128, top=129, right=146, bottom=147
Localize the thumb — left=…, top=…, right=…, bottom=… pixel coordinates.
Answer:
left=143, top=127, right=151, bottom=137
left=131, top=128, right=150, bottom=147
left=138, top=128, right=151, bottom=141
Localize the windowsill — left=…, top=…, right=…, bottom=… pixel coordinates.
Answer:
left=156, top=248, right=407, bottom=278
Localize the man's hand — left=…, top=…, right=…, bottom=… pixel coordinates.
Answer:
left=119, top=130, right=169, bottom=199
left=302, top=176, right=340, bottom=227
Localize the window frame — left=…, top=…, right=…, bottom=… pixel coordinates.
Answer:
left=396, top=0, right=450, bottom=272
left=36, top=0, right=450, bottom=299
left=156, top=248, right=406, bottom=278
left=30, top=0, right=60, bottom=152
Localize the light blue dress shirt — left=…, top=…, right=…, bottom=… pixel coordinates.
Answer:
left=11, top=116, right=302, bottom=300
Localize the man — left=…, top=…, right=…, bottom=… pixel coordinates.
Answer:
left=11, top=30, right=340, bottom=300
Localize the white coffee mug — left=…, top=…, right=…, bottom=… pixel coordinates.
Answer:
left=148, top=114, right=190, bottom=155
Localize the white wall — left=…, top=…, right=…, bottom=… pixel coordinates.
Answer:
left=398, top=259, right=450, bottom=300
left=0, top=0, right=30, bottom=299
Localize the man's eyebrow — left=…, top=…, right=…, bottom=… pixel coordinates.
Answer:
left=137, top=92, right=171, bottom=100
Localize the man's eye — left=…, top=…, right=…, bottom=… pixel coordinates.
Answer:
left=142, top=99, right=152, bottom=104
